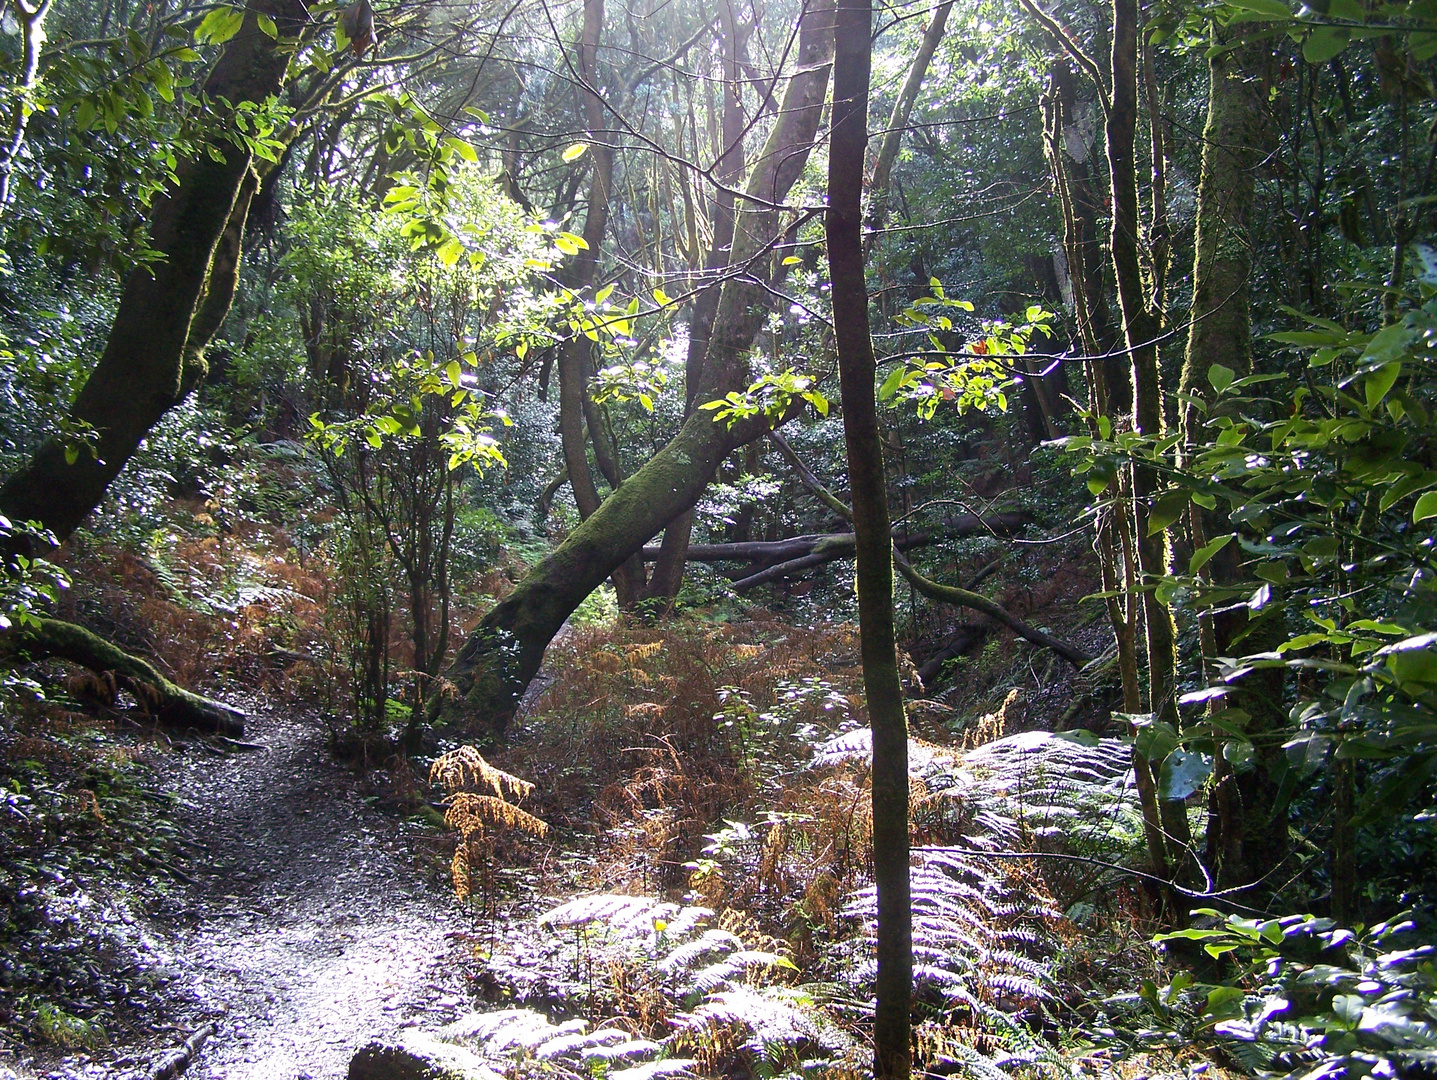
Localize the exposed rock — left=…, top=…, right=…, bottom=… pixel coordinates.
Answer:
left=348, top=1030, right=504, bottom=1080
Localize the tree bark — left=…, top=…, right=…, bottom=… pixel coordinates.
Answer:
left=2, top=618, right=246, bottom=736
left=0, top=0, right=310, bottom=546
left=1179, top=32, right=1285, bottom=893
left=642, top=513, right=1030, bottom=565
left=829, top=0, right=911, bottom=1074
left=433, top=0, right=837, bottom=732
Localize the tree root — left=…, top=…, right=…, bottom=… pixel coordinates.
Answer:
left=1, top=617, right=245, bottom=737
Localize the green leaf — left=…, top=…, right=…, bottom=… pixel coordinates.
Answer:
left=256, top=12, right=278, bottom=37
left=1366, top=361, right=1401, bottom=410
left=1414, top=490, right=1437, bottom=523
left=878, top=365, right=906, bottom=402
left=652, top=287, right=671, bottom=306
left=1208, top=364, right=1235, bottom=394
left=1159, top=748, right=1212, bottom=800
left=1304, top=25, right=1351, bottom=61
left=1226, top=0, right=1294, bottom=16
left=1362, top=321, right=1416, bottom=363
left=1269, top=330, right=1344, bottom=346
left=445, top=137, right=479, bottom=163
left=782, top=255, right=802, bottom=265
left=446, top=360, right=462, bottom=388
left=1413, top=31, right=1437, bottom=60
left=1147, top=490, right=1190, bottom=535
left=1190, top=532, right=1234, bottom=576
left=195, top=5, right=246, bottom=44
left=562, top=142, right=589, bottom=162
left=1135, top=718, right=1180, bottom=763
left=1226, top=0, right=1294, bottom=15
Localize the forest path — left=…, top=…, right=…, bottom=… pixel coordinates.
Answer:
left=152, top=710, right=476, bottom=1080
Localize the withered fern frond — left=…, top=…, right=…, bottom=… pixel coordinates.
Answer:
left=430, top=744, right=536, bottom=802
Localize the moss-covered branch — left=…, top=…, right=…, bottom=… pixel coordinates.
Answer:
left=2, top=618, right=245, bottom=737
left=894, top=553, right=1093, bottom=668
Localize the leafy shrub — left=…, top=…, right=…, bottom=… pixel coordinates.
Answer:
left=1154, top=911, right=1437, bottom=1079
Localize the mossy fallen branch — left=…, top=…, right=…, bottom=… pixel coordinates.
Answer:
left=893, top=553, right=1093, bottom=668
left=1, top=617, right=245, bottom=736
left=769, top=430, right=1094, bottom=670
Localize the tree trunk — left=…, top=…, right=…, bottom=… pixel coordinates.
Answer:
left=2, top=618, right=246, bottom=736
left=863, top=0, right=952, bottom=254
left=830, top=1, right=911, bottom=1074
left=433, top=0, right=837, bottom=732
left=1179, top=32, right=1285, bottom=894
left=0, top=0, right=310, bottom=546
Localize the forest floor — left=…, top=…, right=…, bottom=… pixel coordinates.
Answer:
left=5, top=706, right=551, bottom=1080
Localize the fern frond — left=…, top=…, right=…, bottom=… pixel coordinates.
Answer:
left=607, top=1058, right=696, bottom=1080
left=444, top=792, right=548, bottom=840
left=430, top=745, right=536, bottom=801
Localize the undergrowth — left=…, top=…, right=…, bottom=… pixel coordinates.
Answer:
left=0, top=701, right=198, bottom=1053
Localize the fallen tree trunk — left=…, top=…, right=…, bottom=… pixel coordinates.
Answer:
left=768, top=429, right=1092, bottom=669
left=2, top=618, right=246, bottom=736
left=642, top=512, right=1031, bottom=567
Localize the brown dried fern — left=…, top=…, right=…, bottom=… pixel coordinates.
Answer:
left=429, top=746, right=546, bottom=900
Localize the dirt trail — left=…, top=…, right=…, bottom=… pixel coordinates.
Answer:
left=126, top=712, right=476, bottom=1080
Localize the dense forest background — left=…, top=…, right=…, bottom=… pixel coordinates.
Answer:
left=1, top=0, right=1435, bottom=1073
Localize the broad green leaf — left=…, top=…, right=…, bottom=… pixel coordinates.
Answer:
left=1208, top=363, right=1235, bottom=394
left=1159, top=749, right=1212, bottom=801
left=195, top=5, right=246, bottom=44
left=1361, top=321, right=1415, bottom=362
left=562, top=142, right=589, bottom=162
left=1190, top=532, right=1234, bottom=576
left=782, top=255, right=802, bottom=265
left=1412, top=30, right=1437, bottom=60
left=1147, top=490, right=1190, bottom=535
left=1303, top=25, right=1351, bottom=62
left=652, top=287, right=671, bottom=306
left=878, top=365, right=906, bottom=402
left=1226, top=0, right=1293, bottom=16
left=1414, top=490, right=1437, bottom=523
left=257, top=12, right=278, bottom=37
left=445, top=360, right=462, bottom=387
left=1135, top=718, right=1180, bottom=763
left=1224, top=0, right=1293, bottom=16
left=1365, top=361, right=1401, bottom=410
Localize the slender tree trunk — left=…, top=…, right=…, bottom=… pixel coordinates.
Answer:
left=553, top=0, right=649, bottom=607
left=863, top=0, right=951, bottom=254
left=0, top=0, right=54, bottom=215
left=644, top=0, right=751, bottom=604
left=830, top=2, right=911, bottom=1074
left=0, top=0, right=310, bottom=545
left=434, top=0, right=837, bottom=731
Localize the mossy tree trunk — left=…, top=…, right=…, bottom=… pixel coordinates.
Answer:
left=554, top=0, right=649, bottom=608
left=830, top=1, right=911, bottom=1075
left=1179, top=33, right=1285, bottom=894
left=434, top=0, right=836, bottom=732
left=0, top=0, right=309, bottom=547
